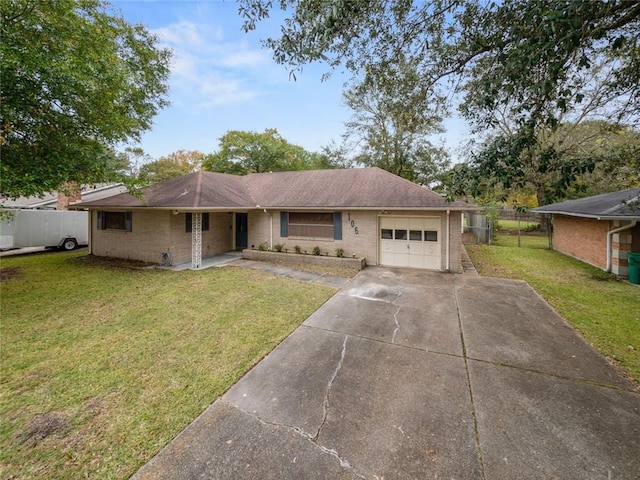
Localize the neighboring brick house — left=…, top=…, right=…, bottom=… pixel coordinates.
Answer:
left=75, top=168, right=478, bottom=272
left=532, top=188, right=640, bottom=279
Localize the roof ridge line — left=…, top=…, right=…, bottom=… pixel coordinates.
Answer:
left=241, top=176, right=258, bottom=207
left=194, top=171, right=203, bottom=208
left=602, top=193, right=640, bottom=215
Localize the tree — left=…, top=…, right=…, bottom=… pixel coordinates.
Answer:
left=560, top=122, right=640, bottom=197
left=202, top=129, right=317, bottom=174
left=447, top=119, right=640, bottom=207
left=447, top=127, right=595, bottom=207
left=239, top=1, right=639, bottom=128
left=318, top=140, right=355, bottom=168
left=0, top=0, right=171, bottom=199
left=446, top=56, right=640, bottom=206
left=342, top=56, right=450, bottom=185
left=138, top=150, right=204, bottom=184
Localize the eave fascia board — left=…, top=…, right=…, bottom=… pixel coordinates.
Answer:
left=531, top=210, right=640, bottom=221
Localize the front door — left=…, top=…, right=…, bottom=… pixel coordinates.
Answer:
left=235, top=213, right=248, bottom=249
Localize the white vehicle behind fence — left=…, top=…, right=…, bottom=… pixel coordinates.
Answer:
left=0, top=209, right=88, bottom=251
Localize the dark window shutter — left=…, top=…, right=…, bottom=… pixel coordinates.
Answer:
left=186, top=213, right=192, bottom=233
left=333, top=212, right=342, bottom=240
left=203, top=213, right=210, bottom=231
left=97, top=211, right=103, bottom=230
left=125, top=212, right=133, bottom=232
left=280, top=211, right=288, bottom=237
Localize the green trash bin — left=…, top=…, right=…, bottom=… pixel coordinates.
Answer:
left=628, top=252, right=640, bottom=285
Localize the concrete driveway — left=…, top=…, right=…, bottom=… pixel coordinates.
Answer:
left=133, top=268, right=640, bottom=480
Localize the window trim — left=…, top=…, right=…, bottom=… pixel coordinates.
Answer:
left=424, top=230, right=438, bottom=242
left=280, top=211, right=342, bottom=240
left=97, top=211, right=132, bottom=232
left=186, top=213, right=210, bottom=233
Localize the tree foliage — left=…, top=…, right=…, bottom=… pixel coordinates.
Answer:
left=240, top=1, right=639, bottom=125
left=0, top=0, right=171, bottom=198
left=342, top=56, right=449, bottom=185
left=138, top=150, right=204, bottom=184
left=447, top=120, right=640, bottom=205
left=561, top=122, right=640, bottom=197
left=202, top=129, right=323, bottom=174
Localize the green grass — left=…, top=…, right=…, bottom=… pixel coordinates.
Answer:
left=495, top=219, right=540, bottom=231
left=466, top=235, right=640, bottom=386
left=0, top=251, right=336, bottom=479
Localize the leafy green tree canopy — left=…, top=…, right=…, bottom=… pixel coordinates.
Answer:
left=0, top=0, right=171, bottom=199
left=342, top=56, right=450, bottom=186
left=447, top=120, right=640, bottom=206
left=138, top=150, right=204, bottom=184
left=239, top=1, right=639, bottom=127
left=202, top=128, right=319, bottom=174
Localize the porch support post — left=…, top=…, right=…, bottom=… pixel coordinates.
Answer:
left=191, top=212, right=202, bottom=269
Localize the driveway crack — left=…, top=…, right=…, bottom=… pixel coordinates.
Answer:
left=315, top=335, right=348, bottom=440
left=226, top=399, right=366, bottom=479
left=391, top=305, right=401, bottom=343
left=453, top=277, right=487, bottom=480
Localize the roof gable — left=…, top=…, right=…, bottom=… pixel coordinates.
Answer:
left=76, top=168, right=476, bottom=211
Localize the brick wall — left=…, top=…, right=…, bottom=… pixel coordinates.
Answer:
left=247, top=209, right=464, bottom=272
left=90, top=208, right=464, bottom=271
left=553, top=215, right=609, bottom=268
left=57, top=183, right=82, bottom=210
left=611, top=221, right=636, bottom=278
left=91, top=210, right=232, bottom=265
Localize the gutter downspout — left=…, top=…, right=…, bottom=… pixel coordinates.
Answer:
left=446, top=210, right=450, bottom=272
left=263, top=208, right=273, bottom=250
left=606, top=220, right=637, bottom=272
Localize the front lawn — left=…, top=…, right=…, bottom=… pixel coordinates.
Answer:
left=466, top=235, right=640, bottom=386
left=0, top=252, right=336, bottom=479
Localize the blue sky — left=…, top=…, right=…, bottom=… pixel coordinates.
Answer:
left=112, top=0, right=470, bottom=162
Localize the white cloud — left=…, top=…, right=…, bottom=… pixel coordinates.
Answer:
left=198, top=74, right=261, bottom=108
left=218, top=50, right=268, bottom=68
left=151, top=20, right=273, bottom=109
left=153, top=20, right=209, bottom=49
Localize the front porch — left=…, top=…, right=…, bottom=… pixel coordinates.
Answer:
left=158, top=251, right=243, bottom=271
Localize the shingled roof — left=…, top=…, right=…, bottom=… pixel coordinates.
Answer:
left=532, top=188, right=640, bottom=220
left=77, top=167, right=476, bottom=211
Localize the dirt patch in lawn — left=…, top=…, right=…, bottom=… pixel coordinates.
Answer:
left=0, top=267, right=22, bottom=281
left=15, top=412, right=70, bottom=446
left=72, top=254, right=156, bottom=270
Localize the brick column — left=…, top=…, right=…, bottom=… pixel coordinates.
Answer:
left=611, top=221, right=634, bottom=278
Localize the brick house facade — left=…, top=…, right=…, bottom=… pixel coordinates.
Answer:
left=77, top=168, right=476, bottom=272
left=533, top=188, right=640, bottom=279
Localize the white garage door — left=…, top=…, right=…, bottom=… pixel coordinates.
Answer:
left=379, top=217, right=441, bottom=269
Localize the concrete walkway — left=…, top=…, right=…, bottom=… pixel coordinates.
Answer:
left=160, top=252, right=351, bottom=288
left=132, top=268, right=640, bottom=480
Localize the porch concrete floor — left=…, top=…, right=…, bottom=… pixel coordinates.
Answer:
left=157, top=251, right=244, bottom=271
left=157, top=252, right=351, bottom=288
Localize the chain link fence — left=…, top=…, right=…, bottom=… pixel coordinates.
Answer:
left=463, top=212, right=494, bottom=244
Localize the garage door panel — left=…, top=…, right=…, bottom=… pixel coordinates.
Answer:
left=379, top=216, right=441, bottom=270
